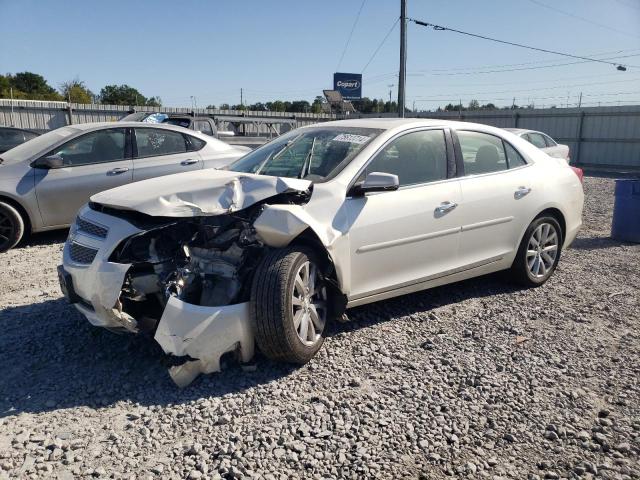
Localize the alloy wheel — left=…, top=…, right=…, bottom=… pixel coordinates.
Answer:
left=0, top=211, right=14, bottom=249
left=291, top=260, right=327, bottom=346
left=526, top=222, right=559, bottom=279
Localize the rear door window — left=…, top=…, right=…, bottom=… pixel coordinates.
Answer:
left=134, top=128, right=188, bottom=157
left=195, top=120, right=214, bottom=136
left=457, top=131, right=526, bottom=174
left=457, top=131, right=507, bottom=175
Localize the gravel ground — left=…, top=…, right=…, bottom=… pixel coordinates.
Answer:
left=1, top=176, right=638, bottom=480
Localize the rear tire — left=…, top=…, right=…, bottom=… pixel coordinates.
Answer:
left=510, top=216, right=562, bottom=287
left=250, top=247, right=328, bottom=364
left=0, top=201, right=24, bottom=253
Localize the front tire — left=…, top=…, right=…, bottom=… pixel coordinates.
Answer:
left=510, top=216, right=562, bottom=287
left=250, top=247, right=328, bottom=364
left=0, top=201, right=25, bottom=253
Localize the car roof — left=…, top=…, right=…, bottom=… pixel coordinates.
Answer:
left=308, top=117, right=517, bottom=136
left=71, top=121, right=194, bottom=131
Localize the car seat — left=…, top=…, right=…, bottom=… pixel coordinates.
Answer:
left=474, top=145, right=501, bottom=174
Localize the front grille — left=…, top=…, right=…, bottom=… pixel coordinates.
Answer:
left=69, top=242, right=98, bottom=264
left=76, top=217, right=108, bottom=239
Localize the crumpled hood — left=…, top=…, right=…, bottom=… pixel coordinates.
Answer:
left=90, top=169, right=312, bottom=217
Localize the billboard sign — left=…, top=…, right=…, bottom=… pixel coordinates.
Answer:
left=333, top=72, right=362, bottom=100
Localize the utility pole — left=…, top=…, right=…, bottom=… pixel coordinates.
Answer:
left=240, top=88, right=243, bottom=108
left=397, top=0, right=407, bottom=118
left=578, top=92, right=583, bottom=108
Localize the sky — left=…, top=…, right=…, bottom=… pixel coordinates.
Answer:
left=1, top=0, right=640, bottom=110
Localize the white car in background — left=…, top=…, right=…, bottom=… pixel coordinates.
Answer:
left=0, top=122, right=251, bottom=251
left=59, top=118, right=584, bottom=386
left=505, top=128, right=570, bottom=162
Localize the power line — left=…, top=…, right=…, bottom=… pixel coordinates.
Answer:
left=362, top=18, right=399, bottom=73
left=336, top=0, right=367, bottom=72
left=412, top=78, right=640, bottom=98
left=409, top=18, right=633, bottom=70
left=428, top=54, right=640, bottom=76
left=365, top=50, right=640, bottom=82
left=527, top=0, right=640, bottom=39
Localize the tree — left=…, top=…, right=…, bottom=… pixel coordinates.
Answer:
left=99, top=84, right=159, bottom=106
left=468, top=99, right=480, bottom=110
left=1, top=72, right=63, bottom=100
left=146, top=96, right=162, bottom=107
left=206, top=104, right=216, bottom=109
left=266, top=101, right=286, bottom=112
left=219, top=103, right=230, bottom=110
left=59, top=78, right=94, bottom=103
left=311, top=96, right=324, bottom=114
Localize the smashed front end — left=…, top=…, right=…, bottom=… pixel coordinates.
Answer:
left=60, top=173, right=313, bottom=386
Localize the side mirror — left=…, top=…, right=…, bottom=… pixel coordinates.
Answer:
left=350, top=171, right=399, bottom=197
left=33, top=154, right=64, bottom=169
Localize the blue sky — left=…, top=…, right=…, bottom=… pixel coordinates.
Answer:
left=1, top=0, right=639, bottom=110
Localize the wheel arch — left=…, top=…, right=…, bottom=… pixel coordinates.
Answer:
left=0, top=194, right=32, bottom=235
left=535, top=207, right=566, bottom=245
left=288, top=227, right=348, bottom=317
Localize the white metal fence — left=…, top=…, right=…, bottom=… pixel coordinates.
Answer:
left=0, top=100, right=336, bottom=137
left=1, top=100, right=638, bottom=170
left=358, top=105, right=640, bottom=170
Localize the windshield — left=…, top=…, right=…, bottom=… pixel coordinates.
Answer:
left=228, top=126, right=382, bottom=182
left=0, top=126, right=79, bottom=164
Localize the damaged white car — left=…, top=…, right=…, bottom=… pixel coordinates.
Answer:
left=59, top=119, right=584, bottom=386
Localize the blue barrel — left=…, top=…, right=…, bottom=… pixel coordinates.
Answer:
left=611, top=179, right=640, bottom=243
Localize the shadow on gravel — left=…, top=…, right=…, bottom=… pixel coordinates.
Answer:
left=16, top=229, right=68, bottom=249
left=0, top=298, right=295, bottom=417
left=570, top=236, right=636, bottom=251
left=0, top=272, right=523, bottom=417
left=331, top=272, right=525, bottom=335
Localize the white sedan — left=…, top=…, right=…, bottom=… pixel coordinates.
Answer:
left=504, top=128, right=570, bottom=162
left=0, top=122, right=250, bottom=251
left=59, top=119, right=584, bottom=386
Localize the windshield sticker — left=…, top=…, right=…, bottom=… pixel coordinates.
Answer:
left=332, top=133, right=371, bottom=144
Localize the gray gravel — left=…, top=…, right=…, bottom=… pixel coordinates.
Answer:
left=1, top=176, right=639, bottom=479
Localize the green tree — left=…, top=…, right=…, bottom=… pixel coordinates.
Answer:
left=1, top=72, right=63, bottom=100
left=99, top=84, right=159, bottom=106
left=311, top=96, right=324, bottom=114
left=206, top=104, right=217, bottom=109
left=59, top=78, right=94, bottom=103
left=146, top=96, right=162, bottom=107
left=468, top=99, right=480, bottom=110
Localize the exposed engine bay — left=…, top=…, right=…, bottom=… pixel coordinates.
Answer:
left=106, top=190, right=311, bottom=333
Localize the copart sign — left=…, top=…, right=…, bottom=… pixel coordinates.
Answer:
left=334, top=72, right=362, bottom=100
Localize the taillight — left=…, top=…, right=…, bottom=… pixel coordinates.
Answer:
left=570, top=166, right=584, bottom=184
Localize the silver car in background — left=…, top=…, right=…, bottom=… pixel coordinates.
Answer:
left=504, top=128, right=570, bottom=162
left=0, top=122, right=251, bottom=252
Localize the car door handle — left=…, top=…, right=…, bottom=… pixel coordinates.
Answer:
left=180, top=159, right=199, bottom=166
left=514, top=186, right=532, bottom=199
left=108, top=167, right=129, bottom=175
left=435, top=201, right=458, bottom=216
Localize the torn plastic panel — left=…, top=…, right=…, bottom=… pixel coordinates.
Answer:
left=154, top=298, right=254, bottom=388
